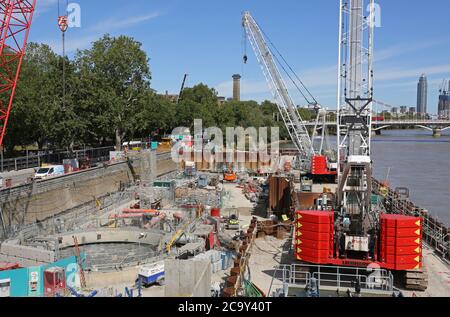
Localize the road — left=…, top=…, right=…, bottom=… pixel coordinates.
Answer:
left=0, top=168, right=35, bottom=187
left=0, top=151, right=174, bottom=189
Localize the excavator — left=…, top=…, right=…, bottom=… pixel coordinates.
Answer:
left=223, top=164, right=237, bottom=182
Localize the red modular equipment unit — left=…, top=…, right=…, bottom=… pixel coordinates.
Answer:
left=311, top=156, right=337, bottom=176
left=44, top=267, right=66, bottom=297
left=0, top=262, right=20, bottom=271
left=295, top=211, right=334, bottom=264
left=211, top=208, right=221, bottom=218
left=380, top=214, right=423, bottom=270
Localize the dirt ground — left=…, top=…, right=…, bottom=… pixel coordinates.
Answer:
left=87, top=182, right=450, bottom=298
left=403, top=246, right=450, bottom=297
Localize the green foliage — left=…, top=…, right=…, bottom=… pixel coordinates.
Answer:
left=75, top=34, right=151, bottom=149
left=5, top=43, right=62, bottom=152
left=5, top=35, right=305, bottom=154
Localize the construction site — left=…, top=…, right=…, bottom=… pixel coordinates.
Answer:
left=0, top=0, right=449, bottom=299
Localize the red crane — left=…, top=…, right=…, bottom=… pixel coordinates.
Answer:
left=0, top=0, right=36, bottom=147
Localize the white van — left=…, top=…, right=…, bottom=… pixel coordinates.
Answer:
left=34, top=165, right=65, bottom=180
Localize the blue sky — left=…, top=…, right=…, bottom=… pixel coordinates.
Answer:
left=30, top=0, right=450, bottom=113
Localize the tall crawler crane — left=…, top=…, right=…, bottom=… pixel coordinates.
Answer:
left=242, top=12, right=314, bottom=160
left=0, top=0, right=36, bottom=147
left=336, top=0, right=377, bottom=237
left=245, top=2, right=427, bottom=291
left=242, top=12, right=336, bottom=178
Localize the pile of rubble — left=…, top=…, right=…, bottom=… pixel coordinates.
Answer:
left=238, top=177, right=268, bottom=204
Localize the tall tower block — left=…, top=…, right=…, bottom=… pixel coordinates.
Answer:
left=417, top=74, right=428, bottom=115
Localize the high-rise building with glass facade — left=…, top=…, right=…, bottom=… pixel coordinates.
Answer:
left=417, top=74, right=428, bottom=114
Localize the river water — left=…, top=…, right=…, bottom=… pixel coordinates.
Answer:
left=284, top=129, right=450, bottom=225
left=371, top=129, right=450, bottom=226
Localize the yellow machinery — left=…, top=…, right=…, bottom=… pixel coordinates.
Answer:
left=166, top=221, right=190, bottom=253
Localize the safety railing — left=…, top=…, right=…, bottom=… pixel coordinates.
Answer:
left=269, top=263, right=394, bottom=296
left=0, top=146, right=115, bottom=172
left=372, top=178, right=450, bottom=264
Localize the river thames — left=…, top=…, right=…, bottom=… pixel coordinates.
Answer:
left=372, top=129, right=450, bottom=225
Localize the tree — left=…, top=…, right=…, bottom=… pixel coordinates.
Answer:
left=5, top=43, right=63, bottom=153
left=176, top=83, right=218, bottom=129
left=75, top=34, right=151, bottom=149
left=139, top=92, right=177, bottom=138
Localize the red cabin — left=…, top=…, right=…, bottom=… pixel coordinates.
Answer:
left=44, top=267, right=66, bottom=297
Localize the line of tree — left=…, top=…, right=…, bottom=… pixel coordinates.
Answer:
left=5, top=34, right=314, bottom=157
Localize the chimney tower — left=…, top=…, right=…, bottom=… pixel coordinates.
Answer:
left=232, top=74, right=241, bottom=101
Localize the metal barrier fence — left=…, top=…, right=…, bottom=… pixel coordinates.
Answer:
left=0, top=146, right=115, bottom=172
left=269, top=263, right=394, bottom=296
left=372, top=178, right=450, bottom=264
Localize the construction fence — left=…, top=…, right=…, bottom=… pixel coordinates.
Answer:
left=0, top=146, right=115, bottom=172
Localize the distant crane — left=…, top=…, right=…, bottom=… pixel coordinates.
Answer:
left=439, top=79, right=449, bottom=94
left=0, top=0, right=36, bottom=147
left=177, top=73, right=188, bottom=105
left=242, top=12, right=314, bottom=159
left=242, top=11, right=336, bottom=178
left=438, top=79, right=450, bottom=119
left=58, top=0, right=69, bottom=109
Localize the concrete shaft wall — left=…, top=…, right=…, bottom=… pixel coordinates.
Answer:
left=0, top=241, right=55, bottom=267
left=0, top=152, right=178, bottom=239
left=164, top=259, right=211, bottom=297
left=54, top=228, right=163, bottom=249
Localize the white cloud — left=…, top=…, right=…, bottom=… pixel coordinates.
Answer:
left=376, top=78, right=444, bottom=89
left=375, top=38, right=449, bottom=63
left=215, top=61, right=450, bottom=110
left=46, top=34, right=98, bottom=54
left=90, top=12, right=162, bottom=33
left=377, top=64, right=450, bottom=81
left=39, top=10, right=163, bottom=54
left=34, top=0, right=58, bottom=17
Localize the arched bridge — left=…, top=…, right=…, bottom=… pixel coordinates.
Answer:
left=304, top=120, right=450, bottom=137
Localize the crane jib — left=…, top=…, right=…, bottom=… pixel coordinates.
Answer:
left=242, top=12, right=315, bottom=158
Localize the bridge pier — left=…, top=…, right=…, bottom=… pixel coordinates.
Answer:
left=433, top=128, right=442, bottom=138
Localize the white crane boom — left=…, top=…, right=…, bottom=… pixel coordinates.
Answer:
left=242, top=12, right=314, bottom=159
left=336, top=0, right=376, bottom=234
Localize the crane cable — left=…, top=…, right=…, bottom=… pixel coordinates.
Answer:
left=57, top=0, right=69, bottom=112
left=256, top=22, right=320, bottom=107
left=242, top=20, right=316, bottom=107
left=241, top=19, right=247, bottom=79
left=57, top=0, right=69, bottom=17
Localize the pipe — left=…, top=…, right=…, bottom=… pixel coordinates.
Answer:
left=122, top=208, right=158, bottom=214
left=109, top=214, right=144, bottom=219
